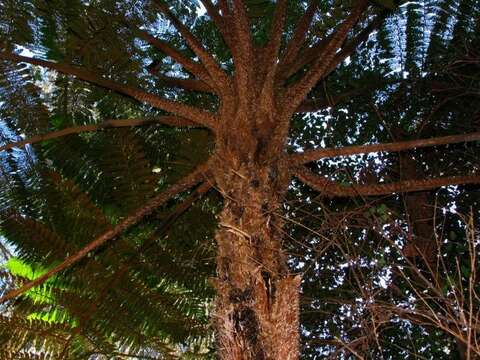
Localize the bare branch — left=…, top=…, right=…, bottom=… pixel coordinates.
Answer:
left=147, top=180, right=213, bottom=249
left=283, top=11, right=385, bottom=85
left=135, top=29, right=212, bottom=84
left=154, top=1, right=231, bottom=94
left=231, top=0, right=254, bottom=102
left=151, top=73, right=214, bottom=93
left=323, top=13, right=387, bottom=77
left=291, top=132, right=480, bottom=164
left=284, top=1, right=369, bottom=115
left=0, top=52, right=217, bottom=129
left=259, top=0, right=288, bottom=112
left=295, top=97, right=338, bottom=113
left=279, top=1, right=318, bottom=75
left=264, top=0, right=288, bottom=70
left=0, top=162, right=211, bottom=304
left=218, top=0, right=230, bottom=16
left=200, top=0, right=233, bottom=47
left=284, top=34, right=333, bottom=80
left=296, top=167, right=480, bottom=198
left=0, top=117, right=201, bottom=153
left=295, top=80, right=392, bottom=113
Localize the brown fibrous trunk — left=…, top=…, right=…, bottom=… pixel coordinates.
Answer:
left=210, top=105, right=301, bottom=359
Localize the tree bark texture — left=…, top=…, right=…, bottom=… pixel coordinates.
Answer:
left=211, top=152, right=300, bottom=359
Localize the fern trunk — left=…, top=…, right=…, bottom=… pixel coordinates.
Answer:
left=212, top=155, right=300, bottom=359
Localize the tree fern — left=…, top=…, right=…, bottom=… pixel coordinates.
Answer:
left=0, top=0, right=478, bottom=358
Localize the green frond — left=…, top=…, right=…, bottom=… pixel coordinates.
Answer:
left=424, top=0, right=456, bottom=68
left=404, top=1, right=424, bottom=75
left=0, top=350, right=52, bottom=360
left=0, top=62, right=49, bottom=135
left=92, top=128, right=159, bottom=214
left=1, top=216, right=68, bottom=264
left=0, top=314, right=70, bottom=356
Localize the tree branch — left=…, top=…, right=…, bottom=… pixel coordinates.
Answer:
left=200, top=0, right=233, bottom=47
left=154, top=1, right=231, bottom=94
left=294, top=96, right=338, bottom=113
left=284, top=34, right=333, bottom=80
left=284, top=1, right=369, bottom=115
left=150, top=72, right=214, bottom=93
left=295, top=80, right=392, bottom=113
left=0, top=162, right=211, bottom=304
left=296, top=167, right=480, bottom=198
left=283, top=11, right=384, bottom=83
left=142, top=180, right=213, bottom=254
left=0, top=52, right=217, bottom=129
left=291, top=132, right=480, bottom=164
left=0, top=117, right=201, bottom=153
left=264, top=0, right=288, bottom=70
left=231, top=0, right=254, bottom=104
left=218, top=0, right=230, bottom=16
left=278, top=0, right=318, bottom=78
left=155, top=181, right=213, bottom=235
left=135, top=29, right=212, bottom=84
left=259, top=0, right=288, bottom=113
left=323, top=12, right=387, bottom=77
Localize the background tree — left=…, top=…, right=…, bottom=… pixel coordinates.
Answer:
left=0, top=0, right=479, bottom=359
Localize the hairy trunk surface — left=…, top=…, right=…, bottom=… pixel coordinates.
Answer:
left=211, top=153, right=300, bottom=359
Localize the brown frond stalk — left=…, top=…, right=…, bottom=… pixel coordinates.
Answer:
left=0, top=52, right=217, bottom=129
left=284, top=1, right=369, bottom=115
left=154, top=1, right=231, bottom=94
left=264, top=0, right=288, bottom=70
left=259, top=0, right=288, bottom=113
left=284, top=11, right=384, bottom=83
left=141, top=180, right=214, bottom=254
left=291, top=131, right=480, bottom=164
left=296, top=167, right=480, bottom=197
left=295, top=80, right=392, bottom=113
left=323, top=13, right=387, bottom=77
left=0, top=162, right=211, bottom=304
left=278, top=1, right=318, bottom=78
left=152, top=74, right=214, bottom=93
left=0, top=117, right=200, bottom=153
left=218, top=0, right=230, bottom=16
left=284, top=33, right=334, bottom=80
left=200, top=0, right=233, bottom=46
left=135, top=29, right=211, bottom=84
left=231, top=0, right=254, bottom=101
